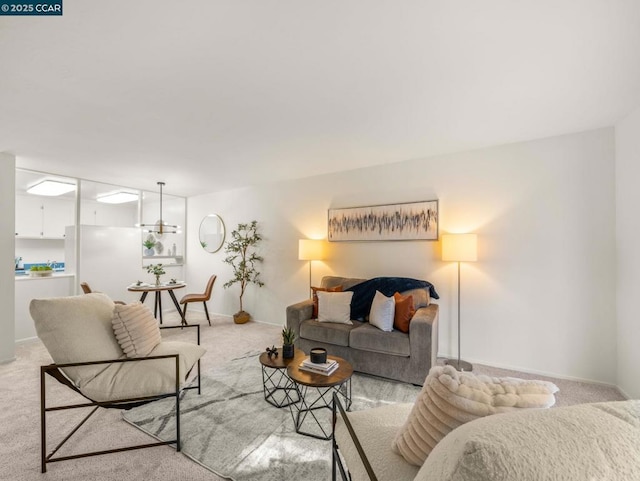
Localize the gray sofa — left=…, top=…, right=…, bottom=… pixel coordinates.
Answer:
left=286, top=276, right=439, bottom=385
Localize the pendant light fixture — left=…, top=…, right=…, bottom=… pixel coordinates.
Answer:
left=139, top=181, right=179, bottom=235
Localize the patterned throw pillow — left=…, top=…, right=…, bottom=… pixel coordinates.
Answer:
left=393, top=292, right=415, bottom=333
left=112, top=302, right=161, bottom=358
left=392, top=365, right=559, bottom=466
left=311, top=285, right=343, bottom=318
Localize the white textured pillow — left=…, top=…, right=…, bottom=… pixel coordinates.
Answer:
left=317, top=291, right=353, bottom=324
left=112, top=302, right=162, bottom=357
left=392, top=365, right=559, bottom=466
left=369, top=290, right=395, bottom=331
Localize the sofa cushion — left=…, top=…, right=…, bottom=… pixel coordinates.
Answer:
left=416, top=400, right=640, bottom=481
left=317, top=291, right=353, bottom=324
left=30, top=293, right=122, bottom=387
left=369, top=290, right=395, bottom=332
left=392, top=365, right=559, bottom=466
left=400, top=288, right=430, bottom=309
left=312, top=285, right=343, bottom=318
left=393, top=292, right=415, bottom=333
left=112, top=302, right=161, bottom=357
left=321, top=276, right=367, bottom=291
left=300, top=319, right=363, bottom=346
left=80, top=340, right=206, bottom=403
left=335, top=403, right=419, bottom=481
left=350, top=323, right=410, bottom=357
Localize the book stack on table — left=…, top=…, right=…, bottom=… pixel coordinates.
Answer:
left=299, top=356, right=339, bottom=376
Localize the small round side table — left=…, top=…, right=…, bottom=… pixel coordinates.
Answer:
left=259, top=347, right=303, bottom=408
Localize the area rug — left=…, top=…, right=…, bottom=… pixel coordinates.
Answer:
left=122, top=351, right=421, bottom=481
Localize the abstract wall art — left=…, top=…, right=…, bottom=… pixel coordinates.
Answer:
left=328, top=200, right=438, bottom=242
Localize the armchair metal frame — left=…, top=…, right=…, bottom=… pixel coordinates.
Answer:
left=332, top=392, right=378, bottom=481
left=40, top=324, right=201, bottom=473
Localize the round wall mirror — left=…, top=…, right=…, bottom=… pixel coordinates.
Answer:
left=199, top=214, right=226, bottom=253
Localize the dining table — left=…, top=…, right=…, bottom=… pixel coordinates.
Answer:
left=127, top=281, right=187, bottom=325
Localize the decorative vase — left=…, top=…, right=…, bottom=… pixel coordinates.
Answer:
left=282, top=344, right=294, bottom=359
left=155, top=274, right=161, bottom=286
left=233, top=311, right=251, bottom=324
left=144, top=248, right=155, bottom=256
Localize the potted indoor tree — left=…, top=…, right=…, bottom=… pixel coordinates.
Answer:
left=223, top=220, right=264, bottom=324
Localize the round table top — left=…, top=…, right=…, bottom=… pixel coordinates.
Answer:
left=287, top=354, right=353, bottom=388
left=259, top=347, right=304, bottom=369
left=127, top=282, right=186, bottom=292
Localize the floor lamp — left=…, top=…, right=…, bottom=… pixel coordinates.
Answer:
left=441, top=233, right=477, bottom=372
left=298, top=239, right=325, bottom=297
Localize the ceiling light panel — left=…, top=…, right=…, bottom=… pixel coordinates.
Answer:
left=96, top=191, right=139, bottom=204
left=27, top=180, right=76, bottom=196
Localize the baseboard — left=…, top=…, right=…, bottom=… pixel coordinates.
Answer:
left=15, top=336, right=38, bottom=345
left=437, top=352, right=620, bottom=389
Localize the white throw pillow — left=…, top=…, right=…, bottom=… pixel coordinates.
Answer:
left=369, top=290, right=395, bottom=331
left=392, top=365, right=559, bottom=466
left=317, top=291, right=353, bottom=324
left=112, top=302, right=162, bottom=357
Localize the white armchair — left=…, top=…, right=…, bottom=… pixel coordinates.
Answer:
left=30, top=293, right=206, bottom=473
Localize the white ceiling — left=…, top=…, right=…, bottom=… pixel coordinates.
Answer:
left=2, top=0, right=640, bottom=198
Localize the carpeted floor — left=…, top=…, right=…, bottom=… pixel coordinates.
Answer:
left=0, top=311, right=626, bottom=481
left=123, top=352, right=421, bottom=481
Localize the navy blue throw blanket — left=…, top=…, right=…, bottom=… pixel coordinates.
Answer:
left=345, top=277, right=439, bottom=321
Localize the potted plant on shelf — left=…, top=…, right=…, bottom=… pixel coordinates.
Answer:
left=223, top=220, right=264, bottom=324
left=282, top=326, right=296, bottom=359
left=29, top=265, right=53, bottom=277
left=143, top=239, right=156, bottom=256
left=146, top=263, right=165, bottom=286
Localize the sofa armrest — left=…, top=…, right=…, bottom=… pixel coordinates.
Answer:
left=409, top=304, right=439, bottom=370
left=286, top=299, right=313, bottom=341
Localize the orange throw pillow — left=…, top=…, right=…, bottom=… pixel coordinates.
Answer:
left=393, top=292, right=415, bottom=333
left=312, top=285, right=343, bottom=318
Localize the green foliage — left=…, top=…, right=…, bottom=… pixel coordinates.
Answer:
left=282, top=326, right=295, bottom=345
left=222, top=220, right=264, bottom=312
left=146, top=263, right=165, bottom=276
left=143, top=239, right=156, bottom=249
left=30, top=265, right=52, bottom=271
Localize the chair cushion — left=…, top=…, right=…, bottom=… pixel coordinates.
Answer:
left=80, top=341, right=206, bottom=402
left=335, top=403, right=419, bottom=481
left=30, top=293, right=122, bottom=386
left=392, top=365, right=559, bottom=466
left=112, top=302, right=161, bottom=358
left=350, top=324, right=410, bottom=357
left=416, top=400, right=640, bottom=481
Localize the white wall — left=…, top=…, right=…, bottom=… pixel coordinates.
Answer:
left=0, top=153, right=16, bottom=362
left=187, top=128, right=616, bottom=384
left=615, top=106, right=640, bottom=399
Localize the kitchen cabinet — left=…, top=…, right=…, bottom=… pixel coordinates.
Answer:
left=80, top=200, right=137, bottom=227
left=15, top=273, right=75, bottom=341
left=15, top=194, right=75, bottom=238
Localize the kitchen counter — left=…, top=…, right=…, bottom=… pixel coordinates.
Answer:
left=15, top=272, right=75, bottom=281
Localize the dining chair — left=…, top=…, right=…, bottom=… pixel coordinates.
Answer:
left=81, top=281, right=125, bottom=304
left=179, top=275, right=217, bottom=326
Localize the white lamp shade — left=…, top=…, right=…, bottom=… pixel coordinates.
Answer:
left=441, top=234, right=477, bottom=262
left=298, top=239, right=325, bottom=261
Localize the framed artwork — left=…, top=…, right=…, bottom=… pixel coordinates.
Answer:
left=328, top=200, right=439, bottom=242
